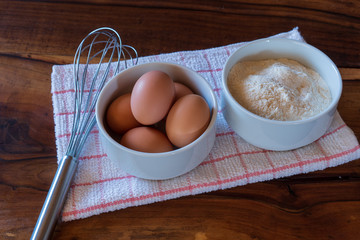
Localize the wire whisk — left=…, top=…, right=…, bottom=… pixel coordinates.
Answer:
left=31, top=27, right=138, bottom=240
left=68, top=27, right=137, bottom=158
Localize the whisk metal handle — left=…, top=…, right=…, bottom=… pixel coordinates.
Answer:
left=31, top=155, right=78, bottom=240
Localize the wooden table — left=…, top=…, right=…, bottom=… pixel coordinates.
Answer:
left=1, top=1, right=359, bottom=239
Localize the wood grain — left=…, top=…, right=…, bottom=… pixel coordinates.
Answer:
left=340, top=68, right=360, bottom=81
left=0, top=1, right=359, bottom=239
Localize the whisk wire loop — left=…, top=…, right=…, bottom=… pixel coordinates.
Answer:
left=66, top=27, right=136, bottom=158
left=74, top=37, right=118, bottom=156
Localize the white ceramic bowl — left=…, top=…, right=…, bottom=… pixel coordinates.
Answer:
left=96, top=62, right=218, bottom=180
left=221, top=38, right=342, bottom=151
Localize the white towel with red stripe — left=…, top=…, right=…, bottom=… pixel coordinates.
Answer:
left=51, top=27, right=360, bottom=222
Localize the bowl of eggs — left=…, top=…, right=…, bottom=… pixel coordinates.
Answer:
left=221, top=38, right=342, bottom=151
left=96, top=62, right=218, bottom=180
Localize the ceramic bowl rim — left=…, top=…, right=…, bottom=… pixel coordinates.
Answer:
left=221, top=38, right=342, bottom=125
left=95, top=62, right=218, bottom=157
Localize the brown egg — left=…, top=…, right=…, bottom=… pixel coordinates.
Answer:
left=106, top=93, right=141, bottom=134
left=131, top=71, right=175, bottom=125
left=174, top=82, right=193, bottom=101
left=166, top=94, right=211, bottom=148
left=120, top=126, right=174, bottom=153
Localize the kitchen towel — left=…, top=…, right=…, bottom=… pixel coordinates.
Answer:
left=51, top=27, right=360, bottom=222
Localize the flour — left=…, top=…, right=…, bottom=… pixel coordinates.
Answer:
left=227, top=58, right=331, bottom=121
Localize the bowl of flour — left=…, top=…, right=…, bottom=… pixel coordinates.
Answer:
left=221, top=38, right=342, bottom=151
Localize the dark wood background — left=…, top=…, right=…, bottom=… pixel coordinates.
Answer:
left=1, top=1, right=359, bottom=239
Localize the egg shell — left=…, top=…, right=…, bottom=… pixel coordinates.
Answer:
left=174, top=82, right=193, bottom=101
left=120, top=126, right=174, bottom=153
left=106, top=93, right=141, bottom=134
left=166, top=94, right=211, bottom=148
left=131, top=71, right=175, bottom=125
